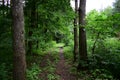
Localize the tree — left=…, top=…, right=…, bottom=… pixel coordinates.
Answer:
left=113, top=0, right=120, bottom=13
left=78, top=0, right=88, bottom=70
left=86, top=9, right=114, bottom=54
left=11, top=0, right=26, bottom=79
left=2, top=0, right=5, bottom=15
left=24, top=0, right=74, bottom=53
left=113, top=0, right=120, bottom=39
left=27, top=0, right=38, bottom=54
left=73, top=0, right=79, bottom=62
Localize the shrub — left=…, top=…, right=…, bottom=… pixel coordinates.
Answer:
left=27, top=63, right=41, bottom=80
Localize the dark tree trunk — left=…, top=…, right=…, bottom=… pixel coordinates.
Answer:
left=73, top=0, right=79, bottom=62
left=7, top=0, right=9, bottom=14
left=2, top=0, right=5, bottom=15
left=36, top=7, right=39, bottom=49
left=92, top=32, right=100, bottom=54
left=78, top=0, right=88, bottom=70
left=28, top=30, right=33, bottom=54
left=28, top=0, right=37, bottom=54
left=11, top=0, right=26, bottom=80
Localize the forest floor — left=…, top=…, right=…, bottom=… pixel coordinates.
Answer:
left=39, top=47, right=78, bottom=80
left=55, top=47, right=77, bottom=80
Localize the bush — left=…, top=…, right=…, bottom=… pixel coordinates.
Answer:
left=27, top=63, right=41, bottom=80
left=0, top=63, right=12, bottom=80
left=88, top=38, right=120, bottom=79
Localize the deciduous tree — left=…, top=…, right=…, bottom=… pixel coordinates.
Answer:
left=73, top=0, right=79, bottom=62
left=78, top=0, right=88, bottom=70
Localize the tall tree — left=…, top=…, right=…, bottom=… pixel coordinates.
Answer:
left=113, top=0, right=120, bottom=13
left=25, top=0, right=74, bottom=52
left=2, top=0, right=5, bottom=15
left=28, top=0, right=38, bottom=54
left=25, top=0, right=40, bottom=54
left=11, top=0, right=26, bottom=79
left=73, top=0, right=79, bottom=62
left=78, top=0, right=88, bottom=70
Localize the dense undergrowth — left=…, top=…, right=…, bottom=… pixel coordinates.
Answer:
left=0, top=37, right=120, bottom=80
left=1, top=0, right=120, bottom=79
left=64, top=38, right=120, bottom=80
left=26, top=44, right=60, bottom=80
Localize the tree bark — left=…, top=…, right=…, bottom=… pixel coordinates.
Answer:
left=2, top=0, right=5, bottom=15
left=78, top=0, right=88, bottom=70
left=28, top=0, right=37, bottom=54
left=92, top=32, right=100, bottom=54
left=11, top=0, right=26, bottom=80
left=73, top=0, right=79, bottom=62
left=7, top=0, right=9, bottom=14
left=34, top=3, right=39, bottom=49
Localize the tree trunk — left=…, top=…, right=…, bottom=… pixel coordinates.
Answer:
left=73, top=0, right=79, bottom=62
left=36, top=6, right=39, bottom=49
left=11, top=0, right=26, bottom=80
left=2, top=0, right=5, bottom=15
left=7, top=0, right=9, bottom=14
left=28, top=0, right=37, bottom=54
left=78, top=0, right=88, bottom=70
left=92, top=32, right=100, bottom=54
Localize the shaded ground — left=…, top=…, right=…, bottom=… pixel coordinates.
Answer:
left=56, top=47, right=77, bottom=80
left=39, top=47, right=77, bottom=80
left=39, top=53, right=56, bottom=80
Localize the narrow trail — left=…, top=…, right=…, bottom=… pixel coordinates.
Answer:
left=56, top=47, right=77, bottom=80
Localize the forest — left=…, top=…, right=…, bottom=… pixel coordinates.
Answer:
left=0, top=0, right=120, bottom=80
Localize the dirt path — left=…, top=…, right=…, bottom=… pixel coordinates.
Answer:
left=56, top=47, right=77, bottom=80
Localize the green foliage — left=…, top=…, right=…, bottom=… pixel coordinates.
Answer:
left=1, top=0, right=120, bottom=79
left=0, top=3, right=13, bottom=80
left=86, top=8, right=120, bottom=39
left=78, top=69, right=113, bottom=80
left=86, top=8, right=120, bottom=79
left=24, top=0, right=74, bottom=53
left=63, top=46, right=74, bottom=60
left=113, top=0, right=120, bottom=13
left=105, top=38, right=120, bottom=53
left=47, top=73, right=60, bottom=80
left=26, top=49, right=60, bottom=80
left=44, top=59, right=56, bottom=73
left=0, top=63, right=12, bottom=80
left=0, top=63, right=9, bottom=80
left=39, top=52, right=60, bottom=80
left=27, top=63, right=41, bottom=80
left=90, top=69, right=113, bottom=79
left=86, top=9, right=112, bottom=36
left=87, top=38, right=120, bottom=79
